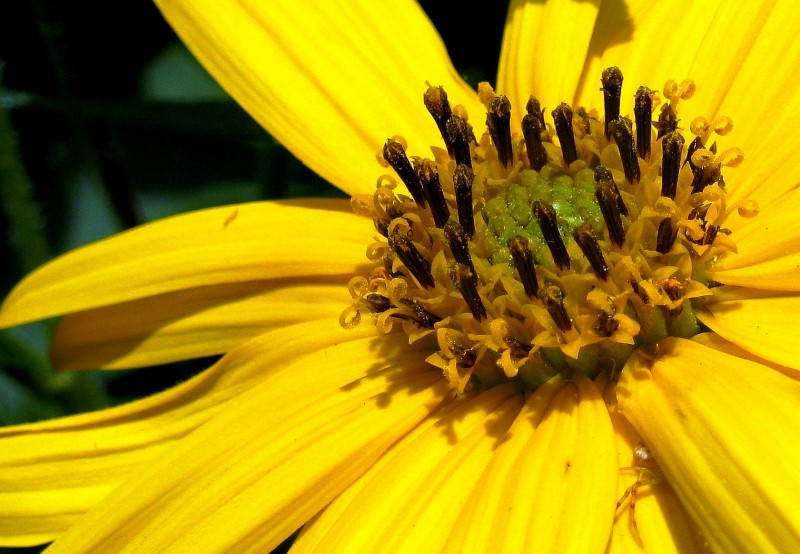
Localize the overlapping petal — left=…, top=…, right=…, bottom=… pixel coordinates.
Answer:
left=697, top=287, right=800, bottom=373
left=0, top=318, right=373, bottom=547
left=292, top=383, right=523, bottom=553
left=52, top=280, right=348, bottom=370
left=497, top=0, right=600, bottom=122
left=154, top=0, right=483, bottom=197
left=445, top=375, right=617, bottom=553
left=42, top=323, right=447, bottom=553
left=0, top=199, right=368, bottom=328
left=619, top=339, right=800, bottom=552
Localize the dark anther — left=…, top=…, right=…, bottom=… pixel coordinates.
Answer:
left=608, top=117, right=640, bottom=184
left=450, top=344, right=478, bottom=369
left=593, top=165, right=628, bottom=217
left=601, top=67, right=624, bottom=140
left=401, top=299, right=442, bottom=329
left=486, top=95, right=514, bottom=167
left=552, top=103, right=578, bottom=166
left=526, top=97, right=545, bottom=125
left=661, top=131, right=685, bottom=200
left=685, top=137, right=723, bottom=194
left=508, top=235, right=540, bottom=298
left=532, top=201, right=571, bottom=270
left=702, top=224, right=720, bottom=246
left=634, top=86, right=653, bottom=159
left=522, top=112, right=548, bottom=171
left=374, top=218, right=390, bottom=237
left=450, top=263, right=487, bottom=320
left=414, top=159, right=450, bottom=228
left=540, top=286, right=572, bottom=332
left=424, top=85, right=453, bottom=155
left=572, top=224, right=609, bottom=280
left=655, top=104, right=678, bottom=140
left=446, top=115, right=472, bottom=168
left=453, top=164, right=475, bottom=238
left=444, top=219, right=475, bottom=274
left=688, top=203, right=711, bottom=222
left=391, top=234, right=435, bottom=288
left=685, top=136, right=703, bottom=169
left=383, top=139, right=426, bottom=206
left=506, top=336, right=532, bottom=358
left=365, top=293, right=392, bottom=313
left=656, top=218, right=678, bottom=254
left=594, top=312, right=619, bottom=337
left=595, top=182, right=626, bottom=247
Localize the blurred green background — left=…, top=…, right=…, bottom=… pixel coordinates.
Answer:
left=0, top=0, right=508, bottom=551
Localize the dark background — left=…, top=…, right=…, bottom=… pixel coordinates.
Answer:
left=0, top=1, right=508, bottom=551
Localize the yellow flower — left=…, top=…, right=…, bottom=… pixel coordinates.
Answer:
left=1, top=0, right=800, bottom=552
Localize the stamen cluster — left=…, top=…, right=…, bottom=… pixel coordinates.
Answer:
left=342, top=67, right=751, bottom=392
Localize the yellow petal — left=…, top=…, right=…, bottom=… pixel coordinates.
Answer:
left=292, top=383, right=524, bottom=553
left=445, top=374, right=617, bottom=553
left=0, top=317, right=372, bottom=547
left=497, top=0, right=600, bottom=122
left=607, top=408, right=706, bottom=553
left=52, top=280, right=348, bottom=370
left=710, top=191, right=800, bottom=290
left=43, top=328, right=446, bottom=553
left=696, top=287, right=800, bottom=373
left=693, top=332, right=800, bottom=381
left=0, top=199, right=369, bottom=328
left=576, top=1, right=773, bottom=123
left=154, top=0, right=482, bottom=196
left=618, top=338, right=800, bottom=553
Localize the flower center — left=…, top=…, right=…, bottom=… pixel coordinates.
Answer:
left=341, top=67, right=756, bottom=393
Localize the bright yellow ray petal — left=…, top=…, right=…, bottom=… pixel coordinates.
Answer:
left=709, top=190, right=800, bottom=290
left=607, top=406, right=706, bottom=553
left=692, top=332, right=800, bottom=381
left=0, top=318, right=373, bottom=547
left=44, top=330, right=447, bottom=553
left=696, top=287, right=800, bottom=373
left=154, top=0, right=482, bottom=197
left=575, top=1, right=773, bottom=123
left=0, top=199, right=369, bottom=328
left=497, top=0, right=600, bottom=123
left=618, top=338, right=800, bottom=553
left=445, top=374, right=617, bottom=553
left=292, top=383, right=523, bottom=553
left=52, top=279, right=349, bottom=370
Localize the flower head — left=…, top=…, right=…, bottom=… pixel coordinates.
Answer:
left=1, top=1, right=800, bottom=552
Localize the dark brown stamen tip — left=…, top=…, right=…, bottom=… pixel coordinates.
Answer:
left=552, top=103, right=578, bottom=166
left=655, top=104, right=678, bottom=140
left=508, top=235, right=540, bottom=298
left=601, top=67, right=624, bottom=140
left=685, top=136, right=704, bottom=170
left=593, top=165, right=629, bottom=216
left=374, top=218, right=390, bottom=237
left=392, top=233, right=435, bottom=288
left=526, top=96, right=545, bottom=122
left=532, top=201, right=571, bottom=270
left=453, top=164, right=475, bottom=238
left=572, top=224, right=609, bottom=280
left=594, top=312, right=619, bottom=337
left=522, top=112, right=548, bottom=171
left=634, top=86, right=653, bottom=159
left=401, top=298, right=441, bottom=329
left=661, top=131, right=685, bottom=200
left=414, top=159, right=450, bottom=228
left=702, top=224, right=719, bottom=246
left=540, top=286, right=572, bottom=331
left=444, top=219, right=475, bottom=274
left=595, top=182, right=626, bottom=247
left=656, top=217, right=677, bottom=254
left=450, top=263, right=487, bottom=320
left=608, top=117, right=640, bottom=184
left=383, top=139, right=426, bottom=206
left=446, top=115, right=472, bottom=168
left=486, top=95, right=514, bottom=167
left=366, top=293, right=392, bottom=313
left=424, top=85, right=453, bottom=155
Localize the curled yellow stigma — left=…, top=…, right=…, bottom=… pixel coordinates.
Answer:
left=341, top=67, right=755, bottom=393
